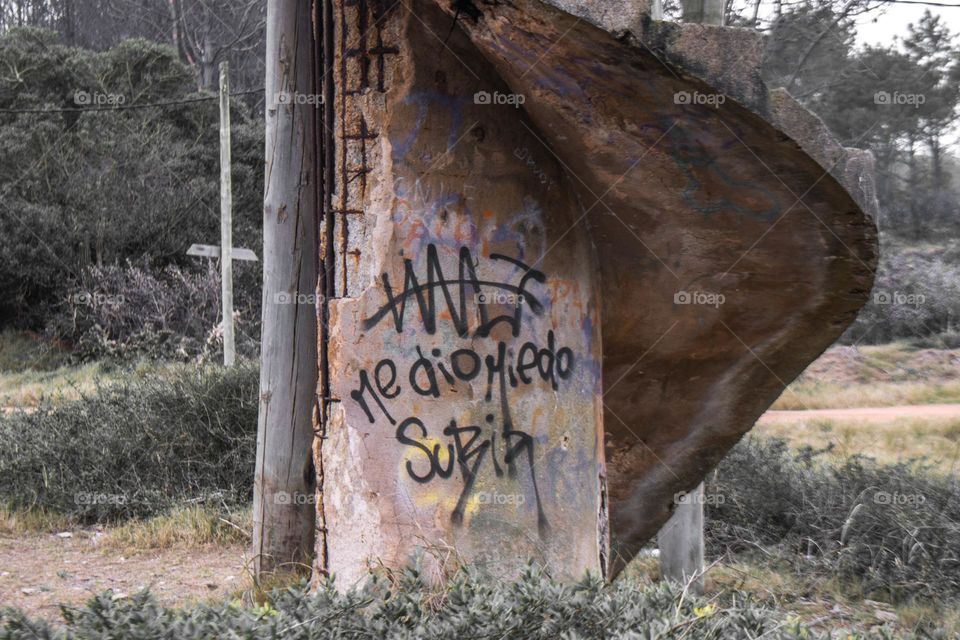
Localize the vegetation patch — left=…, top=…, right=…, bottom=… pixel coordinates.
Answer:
left=0, top=566, right=906, bottom=639
left=0, top=361, right=258, bottom=522
left=707, top=438, right=960, bottom=602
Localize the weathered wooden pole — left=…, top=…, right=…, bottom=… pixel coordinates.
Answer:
left=681, top=0, right=725, bottom=25
left=218, top=60, right=235, bottom=367
left=253, top=0, right=318, bottom=577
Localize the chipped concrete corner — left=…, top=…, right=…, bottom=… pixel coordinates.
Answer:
left=312, top=0, right=878, bottom=584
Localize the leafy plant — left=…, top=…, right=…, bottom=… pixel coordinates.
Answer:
left=0, top=360, right=258, bottom=521
left=0, top=565, right=902, bottom=639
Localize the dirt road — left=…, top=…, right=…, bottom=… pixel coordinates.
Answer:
left=0, top=533, right=247, bottom=619
left=759, top=403, right=960, bottom=423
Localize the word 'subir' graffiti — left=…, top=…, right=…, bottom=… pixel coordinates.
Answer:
left=349, top=244, right=578, bottom=534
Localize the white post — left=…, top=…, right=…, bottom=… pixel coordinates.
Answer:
left=219, top=60, right=235, bottom=367
left=658, top=483, right=705, bottom=594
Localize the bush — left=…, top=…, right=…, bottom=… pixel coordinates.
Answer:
left=843, top=249, right=960, bottom=345
left=49, top=262, right=261, bottom=361
left=706, top=437, right=960, bottom=601
left=0, top=361, right=258, bottom=522
left=0, top=566, right=888, bottom=640
left=0, top=29, right=264, bottom=328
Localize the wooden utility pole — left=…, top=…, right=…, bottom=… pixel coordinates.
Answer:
left=681, top=0, right=725, bottom=25
left=219, top=61, right=235, bottom=367
left=252, top=0, right=318, bottom=576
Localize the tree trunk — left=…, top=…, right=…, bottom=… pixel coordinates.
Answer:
left=252, top=0, right=318, bottom=578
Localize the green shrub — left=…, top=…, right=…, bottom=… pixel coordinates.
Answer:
left=0, top=565, right=899, bottom=639
left=49, top=262, right=261, bottom=362
left=0, top=361, right=258, bottom=521
left=707, top=437, right=960, bottom=601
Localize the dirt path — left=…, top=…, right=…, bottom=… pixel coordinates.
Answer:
left=759, top=403, right=960, bottom=423
left=0, top=532, right=247, bottom=619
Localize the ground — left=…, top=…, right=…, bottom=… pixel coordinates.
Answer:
left=760, top=342, right=960, bottom=473
left=0, top=532, right=246, bottom=619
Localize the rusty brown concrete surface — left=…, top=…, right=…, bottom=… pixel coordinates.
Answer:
left=426, top=0, right=878, bottom=576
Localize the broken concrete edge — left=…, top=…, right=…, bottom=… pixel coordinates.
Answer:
left=543, top=0, right=879, bottom=221
left=632, top=19, right=880, bottom=221
left=542, top=0, right=655, bottom=35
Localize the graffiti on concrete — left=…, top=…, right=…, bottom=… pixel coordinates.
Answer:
left=349, top=242, right=579, bottom=533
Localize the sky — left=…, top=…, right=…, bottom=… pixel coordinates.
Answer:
left=854, top=1, right=960, bottom=46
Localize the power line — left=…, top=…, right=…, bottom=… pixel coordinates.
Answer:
left=0, top=88, right=264, bottom=114
left=877, top=0, right=960, bottom=6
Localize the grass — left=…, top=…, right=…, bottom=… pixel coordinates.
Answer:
left=0, top=358, right=257, bottom=521
left=707, top=559, right=960, bottom=636
left=622, top=554, right=958, bottom=636
left=756, top=416, right=960, bottom=474
left=0, top=330, right=71, bottom=372
left=100, top=505, right=252, bottom=550
left=770, top=342, right=960, bottom=410
left=0, top=330, right=205, bottom=408
left=0, top=504, right=250, bottom=549
left=0, top=505, right=76, bottom=535
left=772, top=380, right=960, bottom=410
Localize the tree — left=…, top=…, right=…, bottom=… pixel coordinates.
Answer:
left=0, top=28, right=264, bottom=327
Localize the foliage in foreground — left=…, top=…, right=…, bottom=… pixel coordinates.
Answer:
left=0, top=566, right=906, bottom=640
left=0, top=361, right=258, bottom=522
